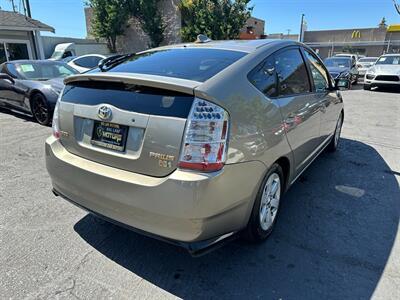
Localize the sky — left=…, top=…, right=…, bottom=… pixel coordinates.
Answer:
left=0, top=0, right=399, bottom=38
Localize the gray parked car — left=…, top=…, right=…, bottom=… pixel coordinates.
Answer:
left=0, top=60, right=78, bottom=125
left=46, top=39, right=346, bottom=255
left=364, top=54, right=400, bottom=90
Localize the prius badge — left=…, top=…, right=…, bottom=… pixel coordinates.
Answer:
left=98, top=105, right=113, bottom=121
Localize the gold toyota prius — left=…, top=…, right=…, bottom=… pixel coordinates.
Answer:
left=46, top=38, right=346, bottom=255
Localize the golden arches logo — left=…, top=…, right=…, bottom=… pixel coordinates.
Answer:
left=352, top=30, right=361, bottom=39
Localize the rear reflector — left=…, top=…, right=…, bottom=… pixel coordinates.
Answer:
left=178, top=98, right=229, bottom=172
left=52, top=95, right=61, bottom=139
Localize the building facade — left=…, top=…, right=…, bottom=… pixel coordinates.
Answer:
left=85, top=0, right=181, bottom=54
left=238, top=17, right=265, bottom=40
left=0, top=10, right=54, bottom=63
left=304, top=27, right=399, bottom=58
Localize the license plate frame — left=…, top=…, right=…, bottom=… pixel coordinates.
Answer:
left=91, top=121, right=128, bottom=152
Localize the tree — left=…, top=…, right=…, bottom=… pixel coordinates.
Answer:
left=180, top=0, right=253, bottom=42
left=129, top=0, right=165, bottom=48
left=379, top=17, right=388, bottom=28
left=87, top=0, right=130, bottom=53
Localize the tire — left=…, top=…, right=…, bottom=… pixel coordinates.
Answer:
left=363, top=84, right=371, bottom=91
left=327, top=112, right=343, bottom=152
left=31, top=93, right=51, bottom=126
left=243, top=163, right=284, bottom=242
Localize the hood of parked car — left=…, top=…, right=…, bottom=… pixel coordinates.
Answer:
left=369, top=65, right=400, bottom=75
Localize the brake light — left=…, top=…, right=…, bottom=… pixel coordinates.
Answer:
left=52, top=99, right=61, bottom=139
left=178, top=98, right=229, bottom=172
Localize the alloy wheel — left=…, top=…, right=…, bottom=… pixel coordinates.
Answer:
left=259, top=173, right=281, bottom=231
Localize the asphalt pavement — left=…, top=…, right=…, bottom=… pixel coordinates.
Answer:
left=1, top=86, right=399, bottom=299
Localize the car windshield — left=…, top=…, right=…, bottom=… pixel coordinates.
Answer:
left=358, top=58, right=377, bottom=63
left=106, top=48, right=247, bottom=82
left=14, top=61, right=78, bottom=80
left=376, top=56, right=400, bottom=65
left=324, top=58, right=351, bottom=68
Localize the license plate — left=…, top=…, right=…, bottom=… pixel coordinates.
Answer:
left=91, top=121, right=128, bottom=152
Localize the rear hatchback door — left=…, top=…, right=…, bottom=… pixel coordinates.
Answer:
left=57, top=48, right=247, bottom=177
left=58, top=73, right=198, bottom=177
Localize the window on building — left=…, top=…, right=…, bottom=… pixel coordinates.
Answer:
left=6, top=43, right=30, bottom=61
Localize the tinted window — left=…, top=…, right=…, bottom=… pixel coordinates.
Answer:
left=324, top=58, right=351, bottom=68
left=62, top=82, right=194, bottom=118
left=248, top=55, right=277, bottom=97
left=74, top=56, right=103, bottom=68
left=275, top=48, right=311, bottom=96
left=107, top=48, right=246, bottom=82
left=304, top=50, right=329, bottom=92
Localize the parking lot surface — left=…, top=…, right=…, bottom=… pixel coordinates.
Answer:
left=1, top=88, right=399, bottom=299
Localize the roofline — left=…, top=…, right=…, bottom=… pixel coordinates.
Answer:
left=0, top=25, right=55, bottom=32
left=304, top=27, right=386, bottom=33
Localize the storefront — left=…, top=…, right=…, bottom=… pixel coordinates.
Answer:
left=0, top=10, right=54, bottom=64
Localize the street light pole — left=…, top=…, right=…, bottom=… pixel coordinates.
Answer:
left=393, top=0, right=400, bottom=15
left=299, top=14, right=305, bottom=42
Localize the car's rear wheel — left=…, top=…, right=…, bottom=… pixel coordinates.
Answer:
left=31, top=93, right=51, bottom=126
left=243, top=163, right=283, bottom=242
left=327, top=112, right=343, bottom=152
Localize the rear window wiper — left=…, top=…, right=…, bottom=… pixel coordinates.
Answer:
left=98, top=53, right=136, bottom=72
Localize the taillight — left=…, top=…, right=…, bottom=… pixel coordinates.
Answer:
left=52, top=94, right=62, bottom=139
left=178, top=98, right=229, bottom=172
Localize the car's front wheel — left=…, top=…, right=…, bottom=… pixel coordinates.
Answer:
left=31, top=93, right=51, bottom=126
left=243, top=163, right=283, bottom=242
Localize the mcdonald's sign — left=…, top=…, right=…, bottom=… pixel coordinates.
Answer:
left=352, top=30, right=361, bottom=39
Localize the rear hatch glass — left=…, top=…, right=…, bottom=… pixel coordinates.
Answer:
left=105, top=48, right=247, bottom=82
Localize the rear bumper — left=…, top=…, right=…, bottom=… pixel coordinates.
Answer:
left=45, top=137, right=265, bottom=246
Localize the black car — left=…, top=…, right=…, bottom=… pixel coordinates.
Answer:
left=323, top=57, right=359, bottom=86
left=0, top=60, right=78, bottom=125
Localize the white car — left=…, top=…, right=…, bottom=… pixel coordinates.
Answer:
left=357, top=57, right=378, bottom=77
left=364, top=54, right=400, bottom=90
left=67, top=54, right=107, bottom=73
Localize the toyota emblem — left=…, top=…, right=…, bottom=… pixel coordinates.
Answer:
left=98, top=105, right=112, bottom=121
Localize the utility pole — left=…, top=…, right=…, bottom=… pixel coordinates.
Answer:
left=25, top=0, right=32, bottom=17
left=299, top=14, right=305, bottom=42
left=393, top=0, right=400, bottom=15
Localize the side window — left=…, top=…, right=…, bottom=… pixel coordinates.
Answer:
left=74, top=56, right=102, bottom=68
left=62, top=51, right=73, bottom=59
left=303, top=50, right=330, bottom=92
left=248, top=55, right=277, bottom=98
left=5, top=63, right=18, bottom=78
left=275, top=48, right=311, bottom=96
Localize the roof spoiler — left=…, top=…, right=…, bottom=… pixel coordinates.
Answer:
left=64, top=72, right=200, bottom=95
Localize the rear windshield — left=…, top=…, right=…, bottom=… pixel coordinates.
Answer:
left=106, top=48, right=247, bottom=82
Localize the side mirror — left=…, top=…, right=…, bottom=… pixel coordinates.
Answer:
left=335, top=78, right=351, bottom=90
left=0, top=73, right=15, bottom=84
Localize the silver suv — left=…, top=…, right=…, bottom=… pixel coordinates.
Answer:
left=46, top=39, right=345, bottom=255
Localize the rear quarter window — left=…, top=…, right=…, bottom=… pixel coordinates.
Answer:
left=106, top=48, right=247, bottom=82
